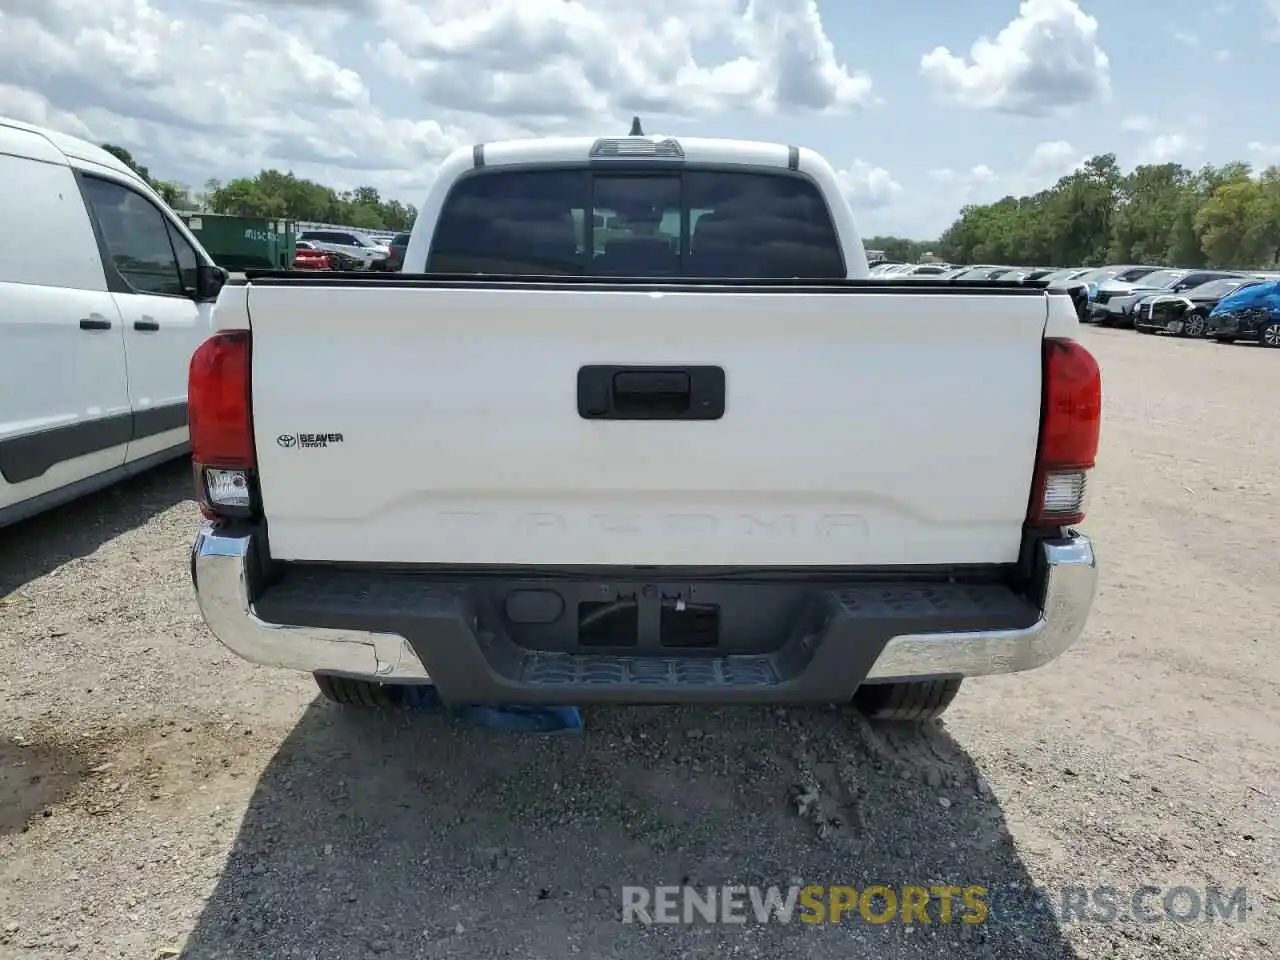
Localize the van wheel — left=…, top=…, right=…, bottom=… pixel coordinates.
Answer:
left=314, top=673, right=421, bottom=707
left=853, top=679, right=962, bottom=722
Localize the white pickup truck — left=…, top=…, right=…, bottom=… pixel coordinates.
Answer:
left=187, top=131, right=1101, bottom=721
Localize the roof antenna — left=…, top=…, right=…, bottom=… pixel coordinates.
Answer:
left=629, top=116, right=644, bottom=136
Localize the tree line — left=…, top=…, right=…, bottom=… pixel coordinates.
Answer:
left=927, top=154, right=1280, bottom=269
left=101, top=144, right=417, bottom=231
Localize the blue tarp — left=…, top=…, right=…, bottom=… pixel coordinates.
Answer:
left=408, top=686, right=583, bottom=733
left=1211, top=278, right=1280, bottom=316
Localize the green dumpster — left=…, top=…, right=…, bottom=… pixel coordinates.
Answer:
left=179, top=213, right=297, bottom=271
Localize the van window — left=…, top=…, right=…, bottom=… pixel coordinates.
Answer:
left=166, top=220, right=200, bottom=293
left=0, top=154, right=107, bottom=291
left=301, top=231, right=351, bottom=244
left=82, top=177, right=185, bottom=297
left=425, top=168, right=844, bottom=278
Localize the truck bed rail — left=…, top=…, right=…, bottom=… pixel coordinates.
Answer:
left=233, top=270, right=1055, bottom=294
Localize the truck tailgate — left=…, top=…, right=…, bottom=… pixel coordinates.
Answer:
left=245, top=283, right=1048, bottom=566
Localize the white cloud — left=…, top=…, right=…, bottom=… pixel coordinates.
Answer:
left=834, top=159, right=904, bottom=210
left=1117, top=111, right=1210, bottom=168
left=1028, top=140, right=1075, bottom=172
left=1172, top=30, right=1198, bottom=48
left=1134, top=132, right=1203, bottom=165
left=927, top=164, right=999, bottom=184
left=859, top=163, right=1007, bottom=239
left=371, top=0, right=873, bottom=124
left=920, top=0, right=1110, bottom=115
left=0, top=0, right=874, bottom=202
left=1247, top=141, right=1280, bottom=163
left=0, top=0, right=471, bottom=199
left=886, top=141, right=1096, bottom=238
left=0, top=82, right=94, bottom=139
left=1031, top=141, right=1091, bottom=184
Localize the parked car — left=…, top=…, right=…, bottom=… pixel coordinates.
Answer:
left=371, top=232, right=411, bottom=272
left=1090, top=269, right=1239, bottom=327
left=296, top=229, right=387, bottom=269
left=292, top=241, right=332, bottom=271
left=1206, top=279, right=1280, bottom=346
left=873, top=262, right=915, bottom=275
left=1134, top=276, right=1265, bottom=337
left=1040, top=268, right=1092, bottom=284
left=0, top=115, right=223, bottom=527
left=187, top=130, right=1100, bottom=722
left=950, top=265, right=1014, bottom=280
left=1082, top=265, right=1164, bottom=305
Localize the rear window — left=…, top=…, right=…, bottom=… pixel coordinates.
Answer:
left=1138, top=269, right=1187, bottom=288
left=1191, top=278, right=1251, bottom=298
left=424, top=169, right=844, bottom=278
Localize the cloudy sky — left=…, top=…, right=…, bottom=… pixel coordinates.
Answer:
left=1, top=0, right=1275, bottom=238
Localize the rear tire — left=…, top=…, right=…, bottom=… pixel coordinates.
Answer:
left=854, top=679, right=962, bottom=722
left=314, top=673, right=422, bottom=708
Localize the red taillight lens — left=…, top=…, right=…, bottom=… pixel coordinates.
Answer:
left=189, top=330, right=254, bottom=468
left=1028, top=338, right=1101, bottom=527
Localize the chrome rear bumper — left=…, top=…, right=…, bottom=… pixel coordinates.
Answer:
left=191, top=527, right=1097, bottom=697
left=863, top=535, right=1096, bottom=680
left=191, top=529, right=430, bottom=683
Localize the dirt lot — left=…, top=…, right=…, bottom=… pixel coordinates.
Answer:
left=1, top=328, right=1276, bottom=960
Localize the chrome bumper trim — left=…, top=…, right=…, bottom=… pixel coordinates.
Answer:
left=191, top=526, right=1096, bottom=687
left=190, top=527, right=431, bottom=683
left=865, top=535, right=1097, bottom=680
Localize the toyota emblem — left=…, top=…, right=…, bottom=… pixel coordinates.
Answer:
left=277, top=434, right=297, bottom=448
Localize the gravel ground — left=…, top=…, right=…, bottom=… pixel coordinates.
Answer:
left=1, top=328, right=1276, bottom=960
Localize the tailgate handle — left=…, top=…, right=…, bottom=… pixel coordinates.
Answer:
left=614, top=371, right=689, bottom=396
left=578, top=365, right=725, bottom=421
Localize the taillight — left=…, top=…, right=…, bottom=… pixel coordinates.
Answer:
left=1027, top=337, right=1101, bottom=527
left=188, top=330, right=256, bottom=520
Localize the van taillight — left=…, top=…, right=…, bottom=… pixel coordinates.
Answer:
left=1027, top=338, right=1101, bottom=527
left=188, top=330, right=256, bottom=520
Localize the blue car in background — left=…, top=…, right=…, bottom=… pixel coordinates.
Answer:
left=1206, top=279, right=1280, bottom=347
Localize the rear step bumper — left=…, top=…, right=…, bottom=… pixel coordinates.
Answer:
left=190, top=527, right=1097, bottom=704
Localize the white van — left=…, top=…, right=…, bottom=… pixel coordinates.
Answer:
left=0, top=117, right=226, bottom=526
